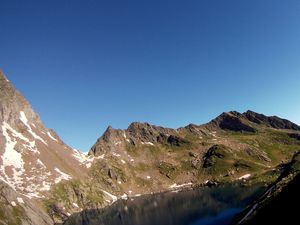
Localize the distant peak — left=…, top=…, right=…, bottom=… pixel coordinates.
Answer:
left=127, top=122, right=152, bottom=130
left=243, top=110, right=300, bottom=131
left=102, top=125, right=116, bottom=138
left=208, top=110, right=256, bottom=133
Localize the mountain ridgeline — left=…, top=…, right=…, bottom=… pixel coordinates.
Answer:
left=0, top=71, right=300, bottom=225
left=89, top=110, right=300, bottom=157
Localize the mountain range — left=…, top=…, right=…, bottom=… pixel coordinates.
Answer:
left=0, top=71, right=299, bottom=224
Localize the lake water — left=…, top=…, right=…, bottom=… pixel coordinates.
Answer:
left=62, top=184, right=264, bottom=225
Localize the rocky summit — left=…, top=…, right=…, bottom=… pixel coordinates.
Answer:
left=1, top=71, right=300, bottom=224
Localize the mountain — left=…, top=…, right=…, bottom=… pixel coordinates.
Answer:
left=0, top=71, right=95, bottom=224
left=2, top=70, right=300, bottom=224
left=0, top=71, right=92, bottom=197
left=80, top=107, right=300, bottom=205
left=58, top=109, right=300, bottom=224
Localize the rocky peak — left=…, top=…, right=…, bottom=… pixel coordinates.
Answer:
left=127, top=122, right=159, bottom=143
left=0, top=71, right=40, bottom=127
left=89, top=125, right=126, bottom=156
left=102, top=125, right=118, bottom=142
left=207, top=111, right=256, bottom=133
left=89, top=122, right=180, bottom=156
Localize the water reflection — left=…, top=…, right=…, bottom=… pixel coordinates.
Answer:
left=62, top=184, right=264, bottom=225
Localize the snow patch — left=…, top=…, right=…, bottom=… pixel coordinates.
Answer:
left=17, top=197, right=24, bottom=204
left=47, top=131, right=58, bottom=142
left=121, top=159, right=126, bottom=164
left=37, top=159, right=46, bottom=168
left=11, top=201, right=17, bottom=207
left=121, top=193, right=128, bottom=200
left=39, top=181, right=51, bottom=191
left=72, top=149, right=95, bottom=168
left=114, top=141, right=121, bottom=146
left=102, top=190, right=118, bottom=202
left=146, top=176, right=151, bottom=179
left=2, top=122, right=39, bottom=154
left=169, top=182, right=193, bottom=189
left=54, top=168, right=72, bottom=183
left=19, top=111, right=48, bottom=145
left=141, top=142, right=154, bottom=146
left=1, top=122, right=25, bottom=190
left=72, top=202, right=79, bottom=208
left=96, top=154, right=105, bottom=159
left=112, top=152, right=121, bottom=157
left=238, top=174, right=251, bottom=180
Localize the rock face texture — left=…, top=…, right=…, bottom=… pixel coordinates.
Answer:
left=89, top=122, right=179, bottom=157
left=0, top=71, right=89, bottom=199
left=0, top=180, right=53, bottom=225
left=89, top=109, right=300, bottom=158
left=243, top=110, right=300, bottom=130
left=207, top=111, right=257, bottom=133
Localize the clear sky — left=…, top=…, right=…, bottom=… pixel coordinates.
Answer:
left=1, top=0, right=300, bottom=152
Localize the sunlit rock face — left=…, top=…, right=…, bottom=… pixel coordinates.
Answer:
left=0, top=71, right=88, bottom=199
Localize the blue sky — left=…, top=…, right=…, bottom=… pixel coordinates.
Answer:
left=1, top=0, right=300, bottom=151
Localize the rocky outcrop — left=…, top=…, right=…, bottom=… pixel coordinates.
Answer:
left=203, top=144, right=231, bottom=168
left=244, top=148, right=271, bottom=162
left=127, top=122, right=174, bottom=143
left=166, top=135, right=189, bottom=147
left=0, top=180, right=52, bottom=225
left=89, top=126, right=126, bottom=156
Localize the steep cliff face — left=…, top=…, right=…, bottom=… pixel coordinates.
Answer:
left=0, top=71, right=90, bottom=199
